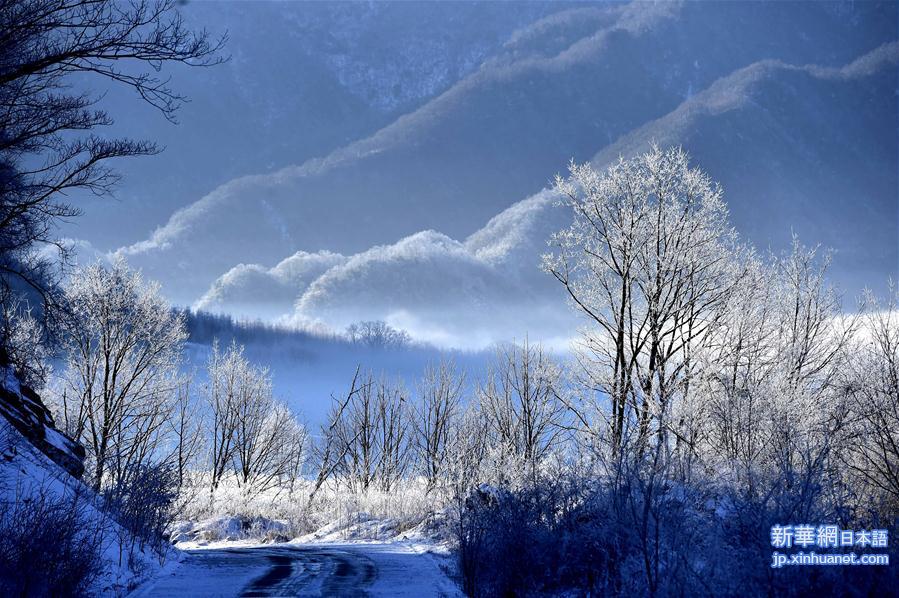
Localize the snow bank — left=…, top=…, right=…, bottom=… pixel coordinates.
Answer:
left=0, top=411, right=174, bottom=594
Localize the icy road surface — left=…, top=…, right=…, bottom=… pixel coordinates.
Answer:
left=130, top=543, right=462, bottom=597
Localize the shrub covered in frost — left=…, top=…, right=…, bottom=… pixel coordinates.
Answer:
left=0, top=484, right=104, bottom=597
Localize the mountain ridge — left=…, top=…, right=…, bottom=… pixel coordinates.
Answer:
left=110, top=1, right=896, bottom=305
left=192, top=40, right=898, bottom=346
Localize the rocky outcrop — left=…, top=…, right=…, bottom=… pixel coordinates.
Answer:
left=0, top=366, right=85, bottom=479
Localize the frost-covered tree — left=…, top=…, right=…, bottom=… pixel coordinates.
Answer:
left=697, top=238, right=856, bottom=508
left=309, top=367, right=367, bottom=501
left=451, top=145, right=896, bottom=596
left=204, top=341, right=241, bottom=491
left=233, top=393, right=306, bottom=497
left=168, top=376, right=203, bottom=488
left=55, top=260, right=186, bottom=491
left=412, top=360, right=465, bottom=492
left=0, top=290, right=49, bottom=387
left=478, top=340, right=565, bottom=468
left=345, top=320, right=411, bottom=349
left=538, top=146, right=877, bottom=594
left=311, top=369, right=411, bottom=494
left=843, top=285, right=899, bottom=512
left=375, top=378, right=410, bottom=492
left=541, top=147, right=750, bottom=592
left=544, top=145, right=741, bottom=454
left=341, top=370, right=379, bottom=493
left=203, top=340, right=306, bottom=495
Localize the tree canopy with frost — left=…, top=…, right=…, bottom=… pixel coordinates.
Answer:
left=544, top=145, right=741, bottom=452
left=55, top=259, right=186, bottom=490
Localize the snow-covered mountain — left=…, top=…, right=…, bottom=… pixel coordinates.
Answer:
left=194, top=41, right=898, bottom=347
left=589, top=42, right=899, bottom=292
left=112, top=1, right=896, bottom=305
left=72, top=1, right=570, bottom=250
left=71, top=1, right=898, bottom=346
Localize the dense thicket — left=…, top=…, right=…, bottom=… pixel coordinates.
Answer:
left=448, top=146, right=899, bottom=595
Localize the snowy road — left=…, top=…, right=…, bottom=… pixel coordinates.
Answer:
left=130, top=543, right=463, bottom=597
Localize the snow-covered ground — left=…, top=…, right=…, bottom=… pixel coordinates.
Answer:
left=129, top=496, right=462, bottom=597
left=133, top=511, right=461, bottom=597
left=130, top=541, right=462, bottom=597
left=1, top=398, right=462, bottom=597
left=116, top=468, right=463, bottom=596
